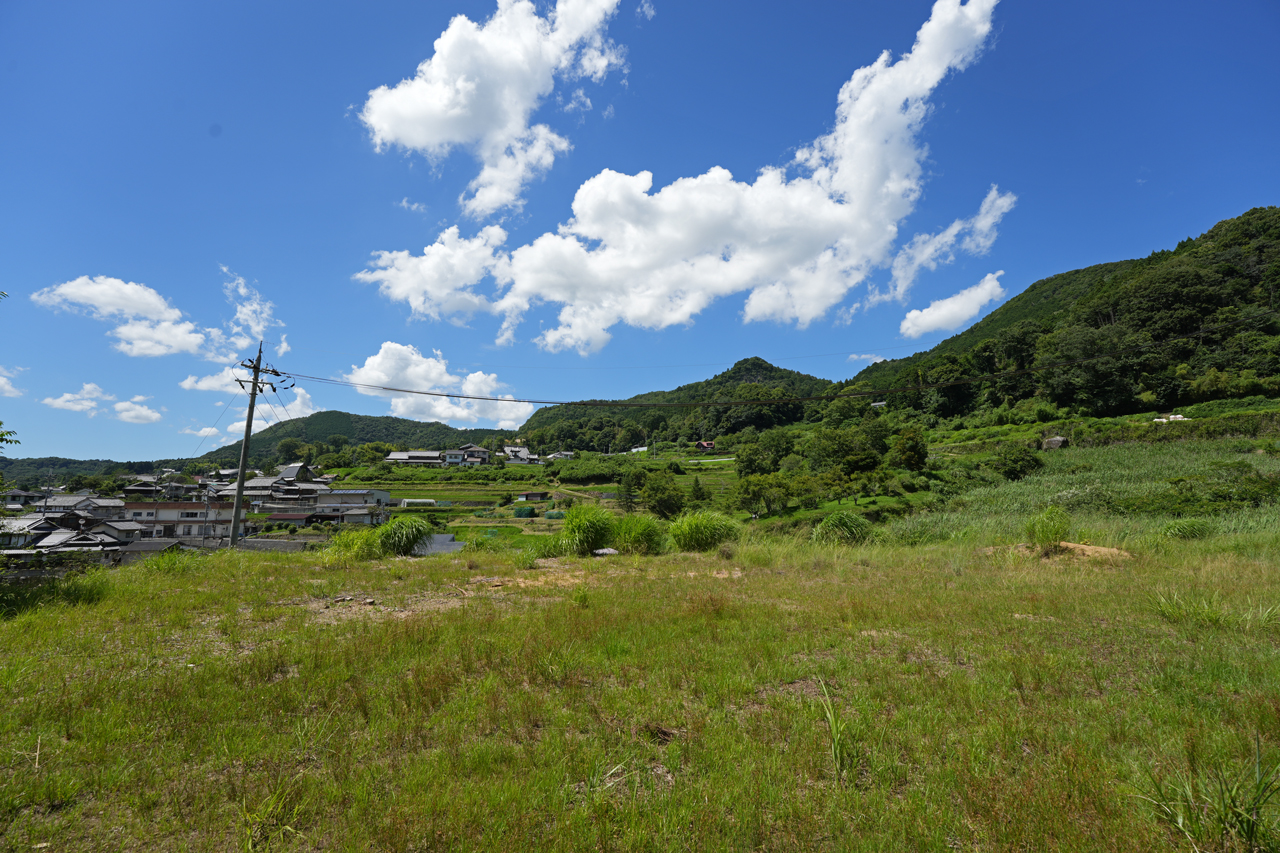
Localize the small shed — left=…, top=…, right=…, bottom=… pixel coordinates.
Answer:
left=515, top=491, right=550, bottom=502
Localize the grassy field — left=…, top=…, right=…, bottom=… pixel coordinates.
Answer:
left=4, top=441, right=1280, bottom=850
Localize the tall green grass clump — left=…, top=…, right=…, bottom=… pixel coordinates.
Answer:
left=670, top=510, right=740, bottom=552
left=1140, top=737, right=1280, bottom=850
left=1026, top=506, right=1071, bottom=553
left=324, top=527, right=383, bottom=565
left=561, top=504, right=615, bottom=555
left=1160, top=518, right=1215, bottom=540
left=377, top=516, right=435, bottom=556
left=611, top=514, right=666, bottom=555
left=811, top=512, right=872, bottom=546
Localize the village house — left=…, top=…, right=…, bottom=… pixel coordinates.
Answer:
left=386, top=445, right=492, bottom=468
left=384, top=450, right=444, bottom=466
left=29, top=495, right=126, bottom=519
left=1, top=489, right=44, bottom=510
left=315, top=489, right=391, bottom=517
left=124, top=502, right=242, bottom=539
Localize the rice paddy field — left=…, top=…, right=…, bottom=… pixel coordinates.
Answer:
left=3, top=439, right=1280, bottom=850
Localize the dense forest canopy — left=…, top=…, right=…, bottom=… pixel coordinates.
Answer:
left=845, top=206, right=1280, bottom=419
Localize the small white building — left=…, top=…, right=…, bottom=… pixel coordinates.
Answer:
left=123, top=502, right=243, bottom=539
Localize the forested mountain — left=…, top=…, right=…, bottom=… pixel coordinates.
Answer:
left=201, top=411, right=514, bottom=465
left=519, top=207, right=1280, bottom=451
left=841, top=206, right=1280, bottom=418
left=518, top=357, right=834, bottom=452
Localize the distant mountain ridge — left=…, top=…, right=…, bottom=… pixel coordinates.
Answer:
left=517, top=356, right=834, bottom=433
left=200, top=410, right=515, bottom=463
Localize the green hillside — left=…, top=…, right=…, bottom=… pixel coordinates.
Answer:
left=517, top=357, right=835, bottom=452
left=200, top=411, right=514, bottom=464
left=842, top=206, right=1280, bottom=417
left=850, top=259, right=1135, bottom=388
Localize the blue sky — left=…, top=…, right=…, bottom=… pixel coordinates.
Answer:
left=2, top=0, right=1278, bottom=461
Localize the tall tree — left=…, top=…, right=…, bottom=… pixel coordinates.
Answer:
left=641, top=471, right=686, bottom=520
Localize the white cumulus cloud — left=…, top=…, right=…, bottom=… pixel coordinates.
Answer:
left=899, top=271, right=1004, bottom=338
left=360, top=0, right=1005, bottom=354
left=361, top=0, right=625, bottom=217
left=355, top=226, right=508, bottom=321
left=224, top=387, right=322, bottom=437
left=0, top=366, right=25, bottom=398
left=41, top=383, right=114, bottom=416
left=180, top=367, right=244, bottom=393
left=847, top=353, right=887, bottom=363
left=30, top=270, right=287, bottom=363
left=636, top=0, right=655, bottom=20
left=181, top=426, right=222, bottom=437
left=343, top=342, right=535, bottom=429
left=114, top=397, right=163, bottom=424
left=880, top=184, right=1016, bottom=304
left=31, top=276, right=214, bottom=358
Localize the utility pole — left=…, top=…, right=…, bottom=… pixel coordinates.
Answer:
left=228, top=343, right=284, bottom=547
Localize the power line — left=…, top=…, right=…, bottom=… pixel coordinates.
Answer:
left=278, top=307, right=1277, bottom=411
left=187, top=385, right=244, bottom=458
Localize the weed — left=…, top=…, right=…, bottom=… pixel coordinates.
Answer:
left=561, top=505, right=615, bottom=555
left=571, top=586, right=589, bottom=609
left=1139, top=736, right=1280, bottom=850
left=1161, top=518, right=1216, bottom=539
left=611, top=514, right=667, bottom=555
left=512, top=549, right=538, bottom=571
left=811, top=512, right=872, bottom=546
left=1026, top=506, right=1071, bottom=554
left=817, top=678, right=851, bottom=787
left=377, top=516, right=435, bottom=556
left=669, top=510, right=740, bottom=552
left=463, top=536, right=501, bottom=554
left=1154, top=591, right=1280, bottom=632
left=241, top=779, right=307, bottom=851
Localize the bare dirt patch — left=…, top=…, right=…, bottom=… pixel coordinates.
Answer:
left=760, top=676, right=826, bottom=702
left=297, top=593, right=466, bottom=625
left=513, top=568, right=590, bottom=589
left=979, top=542, right=1132, bottom=561
left=685, top=568, right=744, bottom=579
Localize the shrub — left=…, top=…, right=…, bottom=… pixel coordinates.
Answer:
left=512, top=506, right=535, bottom=519
left=991, top=444, right=1045, bottom=481
left=287, top=524, right=298, bottom=534
left=612, top=514, right=667, bottom=555
left=1026, top=506, right=1071, bottom=553
left=811, top=512, right=873, bottom=546
left=670, top=510, right=740, bottom=552
left=377, top=516, right=435, bottom=556
left=561, top=504, right=615, bottom=555
left=544, top=511, right=566, bottom=519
